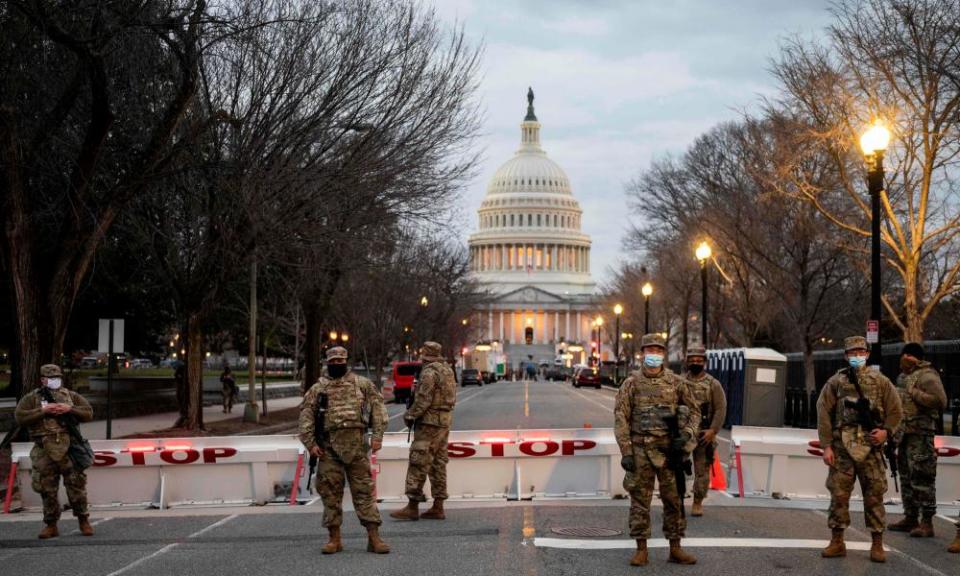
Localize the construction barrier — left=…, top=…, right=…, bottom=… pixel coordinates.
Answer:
left=729, top=425, right=960, bottom=504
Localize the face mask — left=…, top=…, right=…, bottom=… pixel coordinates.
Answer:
left=687, top=364, right=704, bottom=376
left=327, top=364, right=348, bottom=379
left=644, top=354, right=664, bottom=369
left=848, top=356, right=867, bottom=369
left=46, top=378, right=62, bottom=390
left=900, top=356, right=918, bottom=373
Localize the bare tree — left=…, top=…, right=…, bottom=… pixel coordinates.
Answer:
left=770, top=0, right=960, bottom=341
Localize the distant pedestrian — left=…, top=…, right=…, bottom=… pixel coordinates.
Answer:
left=14, top=364, right=95, bottom=539
left=220, top=366, right=239, bottom=413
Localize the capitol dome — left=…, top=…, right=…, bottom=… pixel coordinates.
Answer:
left=468, top=88, right=594, bottom=296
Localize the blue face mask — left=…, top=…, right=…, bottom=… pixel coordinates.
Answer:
left=644, top=354, right=664, bottom=369
left=848, top=356, right=867, bottom=369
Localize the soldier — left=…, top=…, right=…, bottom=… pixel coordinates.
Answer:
left=391, top=341, right=457, bottom=521
left=817, top=336, right=902, bottom=563
left=683, top=344, right=726, bottom=517
left=299, top=346, right=390, bottom=554
left=615, top=333, right=700, bottom=566
left=950, top=520, right=960, bottom=553
left=887, top=342, right=947, bottom=538
left=14, top=364, right=95, bottom=539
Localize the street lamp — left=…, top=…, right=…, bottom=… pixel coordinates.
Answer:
left=613, top=304, right=623, bottom=382
left=860, top=118, right=890, bottom=369
left=595, top=316, right=604, bottom=365
left=696, top=241, right=712, bottom=346
left=641, top=282, right=653, bottom=334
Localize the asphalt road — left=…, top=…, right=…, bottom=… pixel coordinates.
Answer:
left=385, top=377, right=617, bottom=433
left=1, top=501, right=957, bottom=576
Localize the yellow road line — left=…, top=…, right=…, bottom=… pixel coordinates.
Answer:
left=524, top=381, right=530, bottom=417
left=522, top=505, right=536, bottom=540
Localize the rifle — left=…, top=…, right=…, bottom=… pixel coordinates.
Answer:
left=405, top=377, right=418, bottom=443
left=663, top=410, right=693, bottom=518
left=0, top=426, right=22, bottom=451
left=842, top=368, right=899, bottom=492
left=307, top=392, right=328, bottom=494
left=699, top=402, right=715, bottom=465
left=37, top=387, right=94, bottom=470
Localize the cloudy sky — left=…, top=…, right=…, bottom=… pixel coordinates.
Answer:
left=431, top=0, right=834, bottom=284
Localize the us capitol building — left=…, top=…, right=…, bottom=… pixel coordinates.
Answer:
left=466, top=89, right=599, bottom=372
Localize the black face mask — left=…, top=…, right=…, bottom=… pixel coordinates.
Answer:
left=687, top=364, right=705, bottom=376
left=328, top=364, right=348, bottom=379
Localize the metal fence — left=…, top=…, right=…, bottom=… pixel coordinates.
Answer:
left=783, top=340, right=960, bottom=434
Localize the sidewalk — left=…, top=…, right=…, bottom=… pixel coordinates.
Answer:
left=78, top=395, right=304, bottom=439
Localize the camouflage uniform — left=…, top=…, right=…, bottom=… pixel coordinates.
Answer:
left=615, top=336, right=700, bottom=542
left=816, top=339, right=902, bottom=535
left=14, top=365, right=94, bottom=528
left=402, top=342, right=456, bottom=503
left=683, top=347, right=726, bottom=503
left=299, top=355, right=387, bottom=529
left=894, top=357, right=946, bottom=524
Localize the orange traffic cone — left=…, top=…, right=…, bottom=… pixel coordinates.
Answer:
left=710, top=458, right=727, bottom=491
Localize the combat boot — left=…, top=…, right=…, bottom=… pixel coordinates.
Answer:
left=37, top=523, right=58, bottom=539
left=870, top=532, right=885, bottom=563
left=389, top=499, right=419, bottom=521
left=910, top=516, right=935, bottom=538
left=948, top=527, right=960, bottom=553
left=366, top=525, right=390, bottom=554
left=78, top=515, right=94, bottom=536
left=888, top=515, right=918, bottom=532
left=321, top=526, right=342, bottom=554
left=821, top=529, right=846, bottom=558
left=629, top=539, right=648, bottom=566
left=668, top=539, right=696, bottom=564
left=691, top=498, right=704, bottom=517
left=420, top=499, right=445, bottom=520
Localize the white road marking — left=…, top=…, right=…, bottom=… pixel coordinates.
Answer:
left=533, top=537, right=882, bottom=550
left=936, top=513, right=958, bottom=524
left=388, top=386, right=491, bottom=421
left=886, top=544, right=951, bottom=576
left=567, top=385, right=616, bottom=413
left=104, top=515, right=238, bottom=576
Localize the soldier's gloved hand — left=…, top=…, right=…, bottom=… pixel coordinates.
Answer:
left=620, top=455, right=636, bottom=473
left=309, top=445, right=324, bottom=459
left=371, top=439, right=383, bottom=453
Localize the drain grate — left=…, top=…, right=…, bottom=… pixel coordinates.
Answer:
left=551, top=526, right=622, bottom=538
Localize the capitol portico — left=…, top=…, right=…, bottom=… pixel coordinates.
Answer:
left=467, top=89, right=599, bottom=371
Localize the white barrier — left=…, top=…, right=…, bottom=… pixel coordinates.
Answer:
left=7, top=429, right=627, bottom=510
left=730, top=426, right=960, bottom=504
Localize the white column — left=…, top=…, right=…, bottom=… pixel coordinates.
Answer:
left=565, top=310, right=571, bottom=341
left=554, top=311, right=560, bottom=341
left=488, top=309, right=493, bottom=340
left=576, top=311, right=582, bottom=341
left=499, top=311, right=504, bottom=341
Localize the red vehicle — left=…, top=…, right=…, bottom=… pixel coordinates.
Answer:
left=391, top=361, right=421, bottom=404
left=573, top=365, right=603, bottom=389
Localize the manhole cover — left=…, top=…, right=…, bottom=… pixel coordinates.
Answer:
left=551, top=526, right=622, bottom=537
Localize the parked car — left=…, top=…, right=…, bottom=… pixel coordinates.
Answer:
left=573, top=365, right=602, bottom=389
left=391, top=361, right=421, bottom=404
left=79, top=356, right=101, bottom=369
left=461, top=368, right=482, bottom=387
left=130, top=358, right=154, bottom=369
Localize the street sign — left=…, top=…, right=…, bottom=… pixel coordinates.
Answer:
left=98, top=319, right=125, bottom=353
left=866, top=320, right=879, bottom=344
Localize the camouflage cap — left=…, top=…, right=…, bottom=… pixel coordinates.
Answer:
left=640, top=333, right=666, bottom=350
left=40, top=364, right=63, bottom=377
left=420, top=341, right=443, bottom=360
left=326, top=346, right=348, bottom=361
left=686, top=344, right=707, bottom=359
left=844, top=336, right=869, bottom=352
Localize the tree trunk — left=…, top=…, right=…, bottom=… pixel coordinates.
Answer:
left=302, top=300, right=323, bottom=394
left=803, top=338, right=816, bottom=394
left=185, top=312, right=205, bottom=430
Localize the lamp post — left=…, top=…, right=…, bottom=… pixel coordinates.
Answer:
left=860, top=119, right=890, bottom=369
left=595, top=316, right=604, bottom=367
left=418, top=295, right=429, bottom=350
left=641, top=282, right=653, bottom=334
left=613, top=304, right=623, bottom=382
left=696, top=242, right=712, bottom=346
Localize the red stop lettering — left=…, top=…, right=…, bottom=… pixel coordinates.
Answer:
left=93, top=451, right=117, bottom=467
left=203, top=447, right=237, bottom=463
left=519, top=441, right=559, bottom=456
left=561, top=440, right=596, bottom=456
left=447, top=442, right=477, bottom=458
left=481, top=441, right=513, bottom=457
left=160, top=449, right=200, bottom=464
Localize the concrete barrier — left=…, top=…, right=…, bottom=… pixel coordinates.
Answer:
left=729, top=425, right=960, bottom=504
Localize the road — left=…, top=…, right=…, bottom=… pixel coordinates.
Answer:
left=385, top=377, right=617, bottom=433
